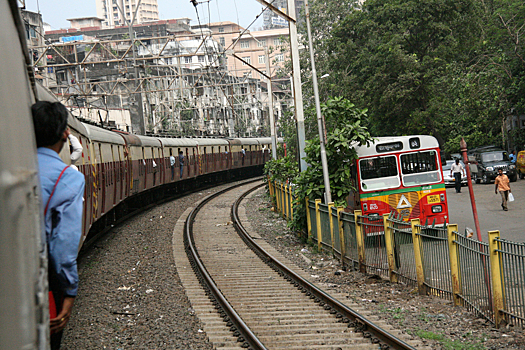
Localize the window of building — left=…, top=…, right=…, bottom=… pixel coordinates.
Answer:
left=275, top=53, right=284, bottom=62
left=185, top=56, right=191, bottom=63
left=218, top=27, right=224, bottom=33
left=240, top=40, right=249, bottom=49
left=242, top=57, right=251, bottom=65
left=219, top=37, right=225, bottom=46
left=273, top=38, right=281, bottom=46
left=257, top=39, right=266, bottom=47
left=258, top=55, right=265, bottom=64
left=198, top=55, right=205, bottom=63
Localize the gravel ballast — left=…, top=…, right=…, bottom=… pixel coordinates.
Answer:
left=62, top=182, right=525, bottom=349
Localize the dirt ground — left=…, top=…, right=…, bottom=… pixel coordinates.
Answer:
left=244, top=189, right=525, bottom=350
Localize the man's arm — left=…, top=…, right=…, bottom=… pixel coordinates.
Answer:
left=495, top=178, right=498, bottom=194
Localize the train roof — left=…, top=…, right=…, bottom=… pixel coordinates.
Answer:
left=193, top=138, right=230, bottom=146
left=157, top=137, right=198, bottom=147
left=81, top=123, right=125, bottom=145
left=355, top=135, right=439, bottom=158
left=229, top=138, right=260, bottom=145
left=135, top=135, right=162, bottom=147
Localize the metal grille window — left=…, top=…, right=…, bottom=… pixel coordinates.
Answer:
left=359, top=156, right=400, bottom=191
left=219, top=37, right=225, bottom=46
left=400, top=151, right=441, bottom=186
left=242, top=56, right=251, bottom=65
left=240, top=41, right=250, bottom=48
left=258, top=55, right=265, bottom=64
left=257, top=39, right=266, bottom=47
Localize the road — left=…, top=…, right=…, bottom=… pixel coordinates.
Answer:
left=446, top=177, right=524, bottom=243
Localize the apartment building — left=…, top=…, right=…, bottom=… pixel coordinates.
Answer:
left=95, top=0, right=159, bottom=28
left=262, top=0, right=304, bottom=29
left=207, top=22, right=290, bottom=79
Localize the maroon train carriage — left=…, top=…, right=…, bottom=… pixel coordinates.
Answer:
left=158, top=138, right=198, bottom=182
left=194, top=138, right=231, bottom=175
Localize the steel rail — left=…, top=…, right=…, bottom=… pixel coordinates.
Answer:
left=184, top=178, right=267, bottom=350
left=232, top=186, right=417, bottom=350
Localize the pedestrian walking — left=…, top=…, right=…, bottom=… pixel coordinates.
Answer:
left=495, top=168, right=511, bottom=211
left=32, top=101, right=85, bottom=350
left=450, top=159, right=465, bottom=193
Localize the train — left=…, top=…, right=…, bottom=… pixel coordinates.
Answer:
left=0, top=1, right=274, bottom=349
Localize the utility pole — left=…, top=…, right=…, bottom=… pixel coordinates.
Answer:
left=115, top=0, right=145, bottom=134
left=304, top=0, right=331, bottom=203
left=265, top=48, right=277, bottom=159
left=287, top=0, right=308, bottom=171
left=254, top=0, right=307, bottom=169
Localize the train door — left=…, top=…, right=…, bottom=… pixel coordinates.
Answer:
left=142, top=147, right=147, bottom=190
left=111, top=145, right=117, bottom=205
left=98, top=143, right=105, bottom=216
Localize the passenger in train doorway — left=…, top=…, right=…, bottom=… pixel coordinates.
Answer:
left=242, top=148, right=246, bottom=165
left=32, top=101, right=85, bottom=350
left=169, top=152, right=176, bottom=180
left=179, top=150, right=185, bottom=178
left=68, top=133, right=82, bottom=171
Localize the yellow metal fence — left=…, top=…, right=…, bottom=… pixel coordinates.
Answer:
left=269, top=179, right=525, bottom=328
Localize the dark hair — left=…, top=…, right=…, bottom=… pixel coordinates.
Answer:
left=31, top=101, right=69, bottom=148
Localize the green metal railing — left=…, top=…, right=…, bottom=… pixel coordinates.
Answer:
left=268, top=179, right=525, bottom=328
left=494, top=237, right=525, bottom=327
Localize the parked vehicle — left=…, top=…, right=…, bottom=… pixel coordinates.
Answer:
left=442, top=160, right=467, bottom=187
left=346, top=135, right=448, bottom=225
left=468, top=147, right=517, bottom=183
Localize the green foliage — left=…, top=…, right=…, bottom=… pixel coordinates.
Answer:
left=263, top=154, right=299, bottom=184
left=291, top=97, right=373, bottom=231
left=300, top=0, right=525, bottom=152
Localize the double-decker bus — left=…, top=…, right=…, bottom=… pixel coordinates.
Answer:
left=347, top=135, right=449, bottom=225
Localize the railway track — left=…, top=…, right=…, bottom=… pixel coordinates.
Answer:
left=173, top=180, right=427, bottom=349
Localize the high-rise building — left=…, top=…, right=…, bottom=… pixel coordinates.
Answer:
left=96, top=0, right=159, bottom=28
left=262, top=0, right=304, bottom=30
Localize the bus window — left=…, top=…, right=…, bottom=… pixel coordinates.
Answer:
left=359, top=156, right=399, bottom=191
left=400, top=151, right=441, bottom=186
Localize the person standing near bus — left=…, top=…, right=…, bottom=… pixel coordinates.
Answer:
left=32, top=101, right=85, bottom=349
left=450, top=159, right=465, bottom=193
left=495, top=168, right=511, bottom=211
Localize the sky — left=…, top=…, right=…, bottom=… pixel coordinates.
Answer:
left=24, top=0, right=265, bottom=31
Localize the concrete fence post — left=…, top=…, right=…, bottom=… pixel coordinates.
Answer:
left=488, top=230, right=505, bottom=328
left=337, top=207, right=346, bottom=269
left=284, top=184, right=289, bottom=219
left=411, top=218, right=427, bottom=295
left=315, top=199, right=322, bottom=252
left=383, top=213, right=398, bottom=283
left=280, top=183, right=285, bottom=219
left=447, top=224, right=462, bottom=307
left=328, top=202, right=335, bottom=255
left=354, top=210, right=366, bottom=273
left=305, top=197, right=312, bottom=240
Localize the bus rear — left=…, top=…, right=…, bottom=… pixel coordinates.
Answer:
left=351, top=136, right=448, bottom=225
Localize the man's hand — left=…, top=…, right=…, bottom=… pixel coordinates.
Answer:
left=50, top=296, right=75, bottom=333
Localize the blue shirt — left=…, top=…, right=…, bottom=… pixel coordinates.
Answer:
left=38, top=148, right=85, bottom=296
left=510, top=154, right=516, bottom=163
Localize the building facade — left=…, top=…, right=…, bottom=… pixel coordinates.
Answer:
left=207, top=22, right=289, bottom=80
left=95, top=0, right=159, bottom=28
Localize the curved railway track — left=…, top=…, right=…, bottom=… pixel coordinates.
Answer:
left=174, top=180, right=425, bottom=350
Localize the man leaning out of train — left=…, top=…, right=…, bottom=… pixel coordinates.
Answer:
left=32, top=101, right=85, bottom=349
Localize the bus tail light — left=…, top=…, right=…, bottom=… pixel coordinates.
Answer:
left=440, top=194, right=445, bottom=202
left=363, top=203, right=368, bottom=211
left=431, top=205, right=443, bottom=213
